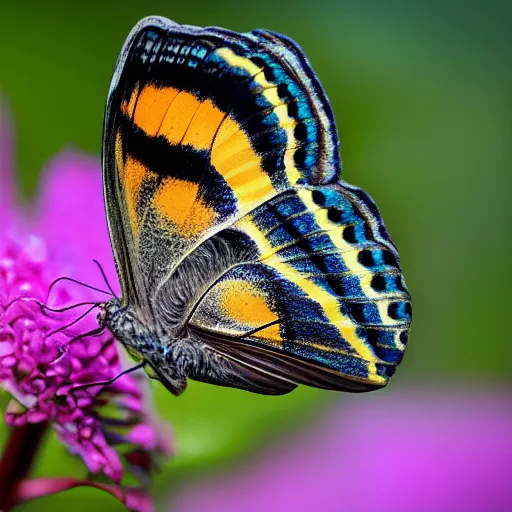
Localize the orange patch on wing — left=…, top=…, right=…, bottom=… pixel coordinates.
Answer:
left=211, top=117, right=275, bottom=205
left=252, top=323, right=282, bottom=346
left=128, top=84, right=275, bottom=214
left=152, top=178, right=215, bottom=237
left=220, top=280, right=279, bottom=329
left=131, top=87, right=225, bottom=149
left=118, top=147, right=158, bottom=236
left=158, top=92, right=201, bottom=143
left=182, top=99, right=226, bottom=149
left=133, top=84, right=180, bottom=136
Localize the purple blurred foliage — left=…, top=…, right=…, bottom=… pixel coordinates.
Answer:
left=172, top=388, right=512, bottom=512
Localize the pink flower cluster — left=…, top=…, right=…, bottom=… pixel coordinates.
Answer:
left=1, top=236, right=159, bottom=482
left=0, top=104, right=171, bottom=510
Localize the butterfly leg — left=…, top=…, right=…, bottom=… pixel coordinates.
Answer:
left=148, top=339, right=205, bottom=396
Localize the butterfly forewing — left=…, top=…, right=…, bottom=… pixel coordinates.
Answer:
left=103, top=16, right=411, bottom=393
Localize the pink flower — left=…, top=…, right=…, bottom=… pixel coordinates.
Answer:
left=0, top=103, right=172, bottom=510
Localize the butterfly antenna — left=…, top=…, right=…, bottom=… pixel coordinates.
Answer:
left=93, top=259, right=117, bottom=299
left=46, top=304, right=99, bottom=337
left=48, top=276, right=111, bottom=297
left=4, top=297, right=98, bottom=313
left=70, top=361, right=146, bottom=393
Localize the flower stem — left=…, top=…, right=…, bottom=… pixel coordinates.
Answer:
left=0, top=423, right=48, bottom=511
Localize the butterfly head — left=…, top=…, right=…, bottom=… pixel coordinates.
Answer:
left=97, top=299, right=119, bottom=328
left=97, top=299, right=151, bottom=357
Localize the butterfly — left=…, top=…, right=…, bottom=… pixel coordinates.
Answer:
left=99, top=15, right=411, bottom=396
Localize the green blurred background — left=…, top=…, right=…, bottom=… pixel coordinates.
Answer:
left=0, top=0, right=510, bottom=509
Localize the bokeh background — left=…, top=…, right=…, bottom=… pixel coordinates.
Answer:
left=1, top=0, right=511, bottom=510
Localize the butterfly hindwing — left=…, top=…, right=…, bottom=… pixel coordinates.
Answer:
left=188, top=183, right=411, bottom=390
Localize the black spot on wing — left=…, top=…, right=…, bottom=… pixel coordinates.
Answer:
left=358, top=249, right=375, bottom=268
left=312, top=189, right=326, bottom=206
left=342, top=225, right=357, bottom=243
left=370, top=274, right=387, bottom=292
left=327, top=207, right=343, bottom=223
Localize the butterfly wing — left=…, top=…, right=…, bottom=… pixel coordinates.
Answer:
left=103, top=16, right=411, bottom=392
left=103, top=17, right=341, bottom=316
left=187, top=182, right=411, bottom=391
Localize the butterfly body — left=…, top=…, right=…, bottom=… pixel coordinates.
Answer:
left=101, top=16, right=411, bottom=396
left=100, top=298, right=298, bottom=395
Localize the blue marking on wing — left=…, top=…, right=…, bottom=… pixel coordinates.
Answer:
left=286, top=344, right=369, bottom=379
left=273, top=196, right=308, bottom=217
left=266, top=213, right=318, bottom=248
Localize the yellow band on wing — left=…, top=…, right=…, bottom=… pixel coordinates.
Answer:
left=211, top=117, right=275, bottom=207
left=215, top=47, right=301, bottom=186
left=299, top=188, right=404, bottom=328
